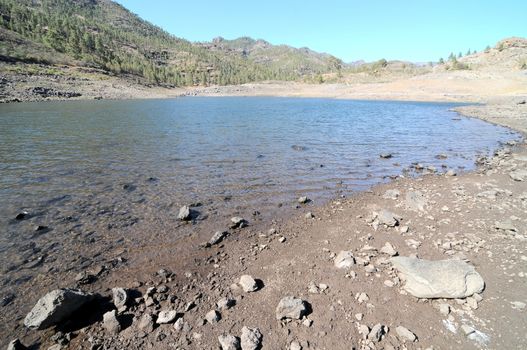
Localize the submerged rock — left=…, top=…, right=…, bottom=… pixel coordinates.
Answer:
left=391, top=257, right=484, bottom=298
left=24, top=289, right=94, bottom=330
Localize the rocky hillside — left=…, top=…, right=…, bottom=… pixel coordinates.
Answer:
left=0, top=0, right=343, bottom=86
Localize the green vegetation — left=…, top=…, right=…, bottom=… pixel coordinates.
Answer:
left=0, top=0, right=342, bottom=86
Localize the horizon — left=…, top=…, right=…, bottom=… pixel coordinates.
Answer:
left=115, top=0, right=527, bottom=63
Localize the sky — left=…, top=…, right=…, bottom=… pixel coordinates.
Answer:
left=115, top=0, right=527, bottom=63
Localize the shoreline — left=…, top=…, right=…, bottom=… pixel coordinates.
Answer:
left=2, top=101, right=526, bottom=350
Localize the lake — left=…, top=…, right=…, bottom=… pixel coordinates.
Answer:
left=0, top=97, right=519, bottom=310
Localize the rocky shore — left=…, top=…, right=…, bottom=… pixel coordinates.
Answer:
left=2, top=102, right=527, bottom=350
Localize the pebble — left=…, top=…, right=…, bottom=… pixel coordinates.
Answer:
left=217, top=297, right=236, bottom=310
left=298, top=196, right=309, bottom=204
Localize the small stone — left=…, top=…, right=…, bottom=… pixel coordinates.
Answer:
left=137, top=313, right=154, bottom=332
left=102, top=310, right=121, bottom=334
left=275, top=296, right=307, bottom=320
left=382, top=189, right=400, bottom=200
left=231, top=217, right=248, bottom=228
left=395, top=326, right=417, bottom=342
left=400, top=226, right=409, bottom=233
left=461, top=324, right=476, bottom=336
left=305, top=212, right=314, bottom=219
left=302, top=319, right=313, bottom=327
left=217, top=297, right=236, bottom=310
left=279, top=236, right=286, bottom=243
left=112, top=287, right=128, bottom=312
left=298, top=196, right=309, bottom=204
left=334, top=251, right=355, bottom=269
left=205, top=310, right=221, bottom=324
left=384, top=280, right=395, bottom=287
left=380, top=153, right=392, bottom=159
left=241, top=326, right=262, bottom=350
left=157, top=310, right=177, bottom=324
left=380, top=242, right=398, bottom=256
left=368, top=323, right=387, bottom=342
left=446, top=169, right=457, bottom=177
left=438, top=303, right=450, bottom=316
left=289, top=341, right=302, bottom=350
left=356, top=292, right=369, bottom=304
left=239, top=275, right=258, bottom=292
left=218, top=334, right=241, bottom=350
left=355, top=313, right=364, bottom=321
left=178, top=205, right=191, bottom=220
left=174, top=318, right=191, bottom=332
left=209, top=231, right=229, bottom=245
left=376, top=209, right=400, bottom=227
left=511, top=301, right=526, bottom=310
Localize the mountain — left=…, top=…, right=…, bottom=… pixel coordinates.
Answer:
left=0, top=0, right=343, bottom=86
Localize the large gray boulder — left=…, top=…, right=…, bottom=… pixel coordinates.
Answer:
left=24, top=289, right=94, bottom=329
left=275, top=296, right=307, bottom=320
left=391, top=257, right=484, bottom=298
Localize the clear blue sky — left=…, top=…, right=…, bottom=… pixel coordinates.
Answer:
left=115, top=0, right=527, bottom=63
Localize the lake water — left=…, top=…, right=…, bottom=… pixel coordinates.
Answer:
left=0, top=97, right=520, bottom=299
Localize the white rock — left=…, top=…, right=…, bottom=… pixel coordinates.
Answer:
left=380, top=242, right=398, bottom=256
left=102, top=310, right=121, bottom=334
left=218, top=334, right=241, bottom=350
left=334, top=251, right=355, bottom=269
left=275, top=296, right=307, bottom=320
left=391, top=257, right=484, bottom=298
left=396, top=326, right=417, bottom=342
left=178, top=205, right=191, bottom=220
left=239, top=275, right=258, bottom=292
left=157, top=310, right=177, bottom=324
left=205, top=310, right=221, bottom=324
left=240, top=326, right=262, bottom=350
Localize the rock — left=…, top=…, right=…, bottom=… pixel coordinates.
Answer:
left=382, top=189, right=400, bottom=200
left=209, top=231, right=229, bottom=245
left=217, top=297, right=236, bottom=310
left=275, top=296, right=307, bottom=320
left=405, top=191, right=427, bottom=211
left=305, top=212, right=314, bottom=219
left=396, top=326, right=417, bottom=342
left=368, top=323, right=387, bottom=342
left=102, top=310, right=121, bottom=334
left=231, top=217, right=248, bottom=228
left=15, top=211, right=30, bottom=221
left=461, top=324, right=475, bottom=336
left=380, top=242, right=398, bottom=256
left=391, top=257, right=484, bottom=298
left=137, top=313, right=154, bottom=332
left=438, top=303, right=450, bottom=316
left=174, top=317, right=191, bottom=332
left=495, top=220, right=517, bottom=232
left=380, top=153, right=392, bottom=159
left=24, top=288, right=94, bottom=330
left=289, top=341, right=302, bottom=350
left=334, top=251, right=355, bottom=269
left=446, top=169, right=457, bottom=176
left=298, top=196, right=309, bottom=204
left=510, top=170, right=527, bottom=181
left=74, top=271, right=95, bottom=285
left=157, top=310, right=177, bottom=324
left=239, top=275, right=258, bottom=292
left=376, top=209, right=400, bottom=227
left=6, top=339, right=27, bottom=350
left=205, top=310, right=221, bottom=324
left=178, top=205, right=191, bottom=220
left=356, top=292, right=369, bottom=304
left=112, top=287, right=128, bottom=312
left=218, top=334, right=241, bottom=350
left=241, top=326, right=262, bottom=350
left=511, top=301, right=526, bottom=310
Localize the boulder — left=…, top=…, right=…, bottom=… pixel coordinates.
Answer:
left=275, top=296, right=307, bottom=320
left=391, top=257, right=484, bottom=298
left=137, top=313, right=154, bottom=332
left=231, top=217, right=248, bottom=228
left=205, top=310, right=221, bottom=324
left=7, top=339, right=27, bottom=350
left=24, top=289, right=94, bottom=330
left=218, top=334, right=241, bottom=350
left=209, top=231, right=229, bottom=246
left=334, top=251, right=355, bottom=269
left=241, top=326, right=262, bottom=350
left=376, top=209, right=400, bottom=227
